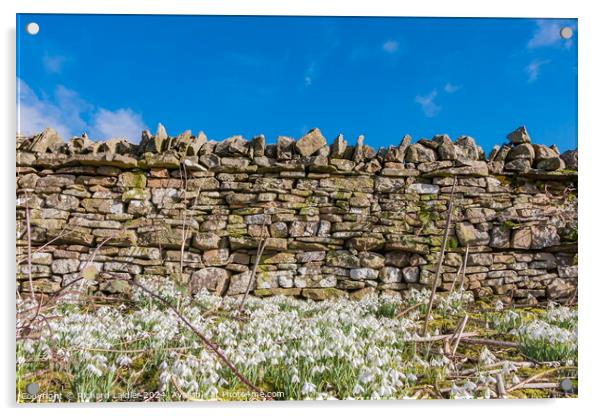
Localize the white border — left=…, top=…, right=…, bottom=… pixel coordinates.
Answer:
left=2, top=1, right=600, bottom=416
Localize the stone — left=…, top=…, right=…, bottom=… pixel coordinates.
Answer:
left=407, top=183, right=439, bottom=194
left=251, top=135, right=265, bottom=157
left=536, top=157, right=565, bottom=171
left=26, top=128, right=64, bottom=153
left=45, top=194, right=79, bottom=210
left=190, top=268, right=229, bottom=295
left=296, top=128, right=327, bottom=157
left=512, top=228, right=532, bottom=249
left=380, top=267, right=402, bottom=283
left=51, top=259, right=80, bottom=274
left=546, top=278, right=575, bottom=299
left=385, top=252, right=411, bottom=268
left=405, top=144, right=436, bottom=163
left=350, top=287, right=376, bottom=300
left=531, top=225, right=560, bottom=249
left=297, top=251, right=326, bottom=263
left=119, top=172, right=147, bottom=188
left=276, top=136, right=295, bottom=160
left=533, top=144, right=559, bottom=161
left=319, top=176, right=374, bottom=193
left=434, top=134, right=456, bottom=160
left=402, top=266, right=420, bottom=283
left=360, top=252, right=385, bottom=269
left=326, top=250, right=360, bottom=268
left=455, top=136, right=481, bottom=160
left=350, top=268, right=379, bottom=280
left=227, top=271, right=254, bottom=295
left=202, top=249, right=230, bottom=266
left=506, top=126, right=531, bottom=144
left=385, top=235, right=429, bottom=255
left=302, top=288, right=348, bottom=301
left=215, top=135, right=248, bottom=156
left=192, top=232, right=220, bottom=250
left=558, top=265, right=578, bottom=278
left=507, top=143, right=535, bottom=161
left=199, top=153, right=221, bottom=169
left=347, top=237, right=385, bottom=251
left=103, top=262, right=142, bottom=275
left=490, top=226, right=511, bottom=248
left=455, top=222, right=490, bottom=246
left=467, top=253, right=493, bottom=266
left=560, top=150, right=578, bottom=170
left=118, top=247, right=161, bottom=260
left=375, top=177, right=405, bottom=193
left=505, top=159, right=532, bottom=172
left=330, top=134, right=347, bottom=158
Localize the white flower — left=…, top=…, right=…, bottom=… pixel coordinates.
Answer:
left=301, top=382, right=316, bottom=396
left=352, top=384, right=364, bottom=395
left=85, top=363, right=103, bottom=377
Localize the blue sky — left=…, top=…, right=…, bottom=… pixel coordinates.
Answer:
left=17, top=14, right=577, bottom=152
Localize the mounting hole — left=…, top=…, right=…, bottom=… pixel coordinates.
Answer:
left=560, top=26, right=573, bottom=40
left=25, top=22, right=40, bottom=36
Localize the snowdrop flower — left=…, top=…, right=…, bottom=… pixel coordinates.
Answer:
left=85, top=363, right=103, bottom=377
left=301, top=382, right=316, bottom=396
left=352, top=384, right=364, bottom=395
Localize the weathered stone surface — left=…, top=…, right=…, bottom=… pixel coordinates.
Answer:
left=490, top=226, right=511, bottom=248
left=536, top=157, right=565, bottom=171
left=360, top=252, right=385, bottom=269
left=227, top=271, right=254, bottom=295
left=380, top=266, right=402, bottom=283
left=546, top=278, right=575, bottom=299
left=560, top=150, right=578, bottom=170
left=512, top=228, right=532, bottom=250
left=455, top=222, right=490, bottom=246
left=192, top=232, right=220, bottom=250
left=302, top=288, right=348, bottom=301
left=531, top=225, right=560, bottom=249
left=51, top=259, right=80, bottom=274
left=326, top=250, right=360, bottom=268
left=190, top=268, right=229, bottom=295
left=507, top=143, right=535, bottom=161
left=296, top=128, right=327, bottom=157
left=407, top=183, right=439, bottom=194
left=203, top=249, right=230, bottom=266
left=25, top=128, right=64, bottom=153
left=15, top=126, right=578, bottom=301
left=405, top=144, right=436, bottom=163
left=402, top=266, right=420, bottom=283
left=350, top=268, right=379, bottom=280
left=505, top=158, right=532, bottom=172
left=506, top=126, right=531, bottom=145
left=277, top=136, right=295, bottom=160
left=455, top=136, right=481, bottom=160
left=434, top=134, right=456, bottom=160
left=330, top=134, right=347, bottom=158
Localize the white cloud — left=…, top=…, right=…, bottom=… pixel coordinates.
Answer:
left=92, top=108, right=146, bottom=141
left=525, top=59, right=551, bottom=83
left=444, top=83, right=460, bottom=94
left=42, top=53, right=67, bottom=74
left=304, top=61, right=317, bottom=87
left=17, top=79, right=74, bottom=139
left=382, top=40, right=399, bottom=54
left=527, top=20, right=575, bottom=49
left=17, top=78, right=147, bottom=141
left=415, top=90, right=441, bottom=118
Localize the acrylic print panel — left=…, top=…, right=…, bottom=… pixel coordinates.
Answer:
left=16, top=14, right=578, bottom=402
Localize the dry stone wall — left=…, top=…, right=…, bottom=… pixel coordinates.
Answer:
left=16, top=125, right=578, bottom=304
